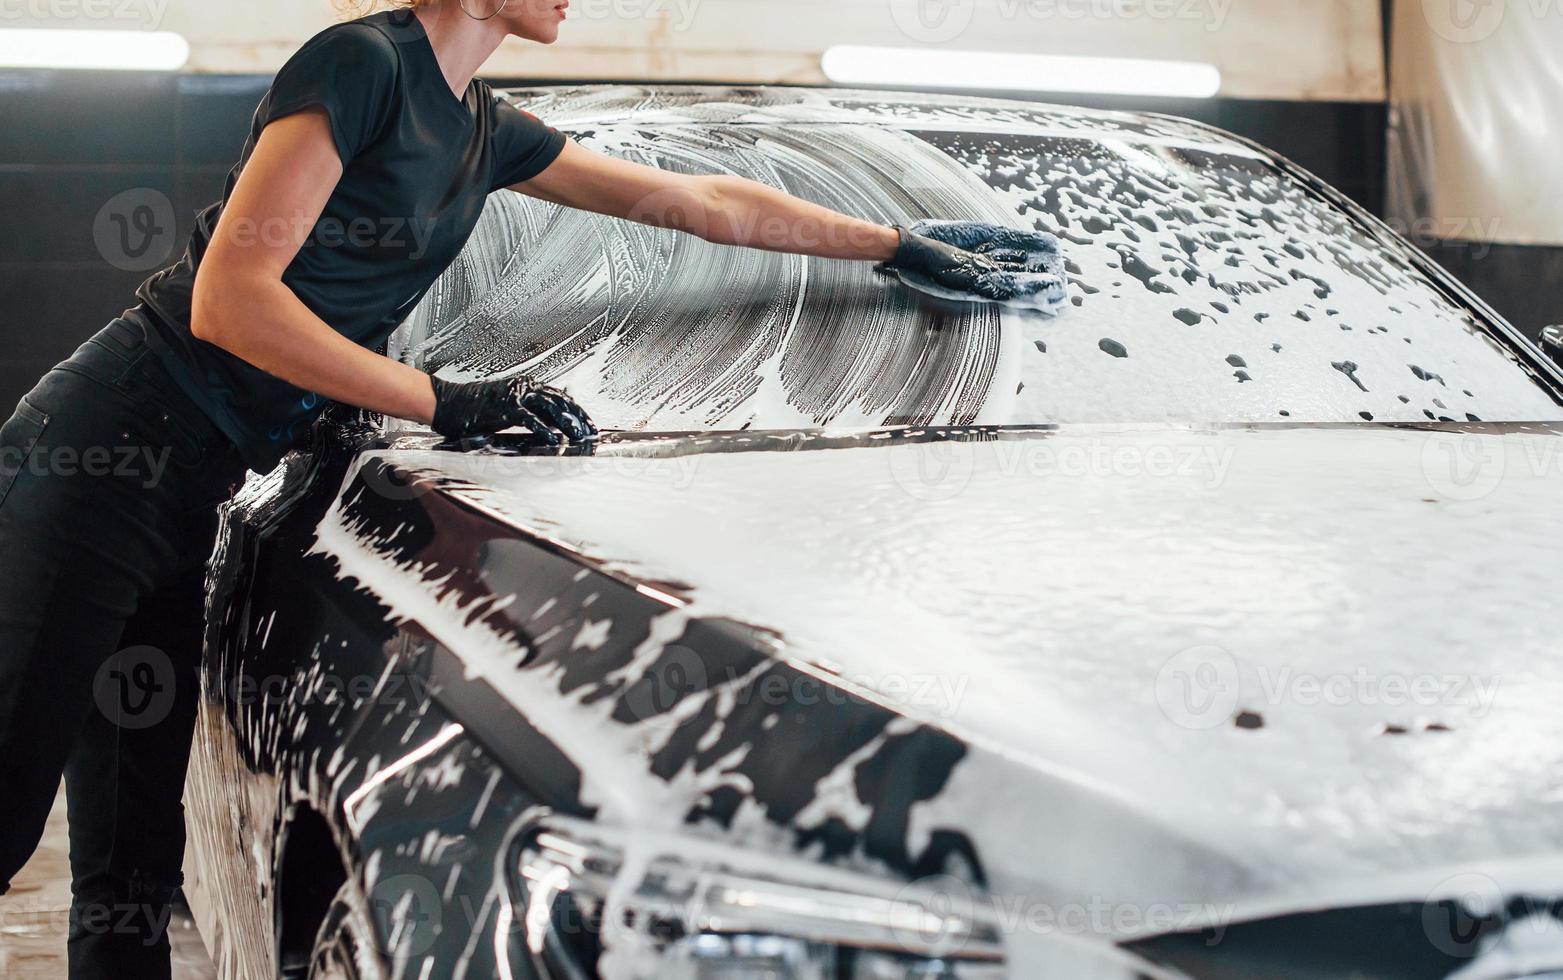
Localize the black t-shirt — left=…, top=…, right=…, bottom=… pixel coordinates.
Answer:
left=131, top=10, right=566, bottom=472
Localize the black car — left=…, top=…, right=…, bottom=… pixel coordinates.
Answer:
left=181, top=85, right=1563, bottom=980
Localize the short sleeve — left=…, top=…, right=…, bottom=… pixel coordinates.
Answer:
left=261, top=24, right=400, bottom=165
left=489, top=97, right=568, bottom=190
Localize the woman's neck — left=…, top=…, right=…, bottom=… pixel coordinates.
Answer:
left=416, top=3, right=509, bottom=99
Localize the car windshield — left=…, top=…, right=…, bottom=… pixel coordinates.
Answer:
left=393, top=101, right=1563, bottom=430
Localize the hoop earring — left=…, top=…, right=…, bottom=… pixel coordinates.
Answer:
left=457, top=0, right=510, bottom=20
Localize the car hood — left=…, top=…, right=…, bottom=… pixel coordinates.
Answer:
left=318, top=422, right=1563, bottom=935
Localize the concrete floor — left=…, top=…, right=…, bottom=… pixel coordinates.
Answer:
left=0, top=787, right=216, bottom=979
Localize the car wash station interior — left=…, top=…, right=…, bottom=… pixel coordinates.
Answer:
left=3, top=2, right=1563, bottom=979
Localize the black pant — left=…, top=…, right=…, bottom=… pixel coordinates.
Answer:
left=0, top=318, right=245, bottom=979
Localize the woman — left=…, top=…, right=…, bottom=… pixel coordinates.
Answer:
left=0, top=0, right=1021, bottom=975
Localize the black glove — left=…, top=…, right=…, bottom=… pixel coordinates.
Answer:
left=881, top=225, right=1033, bottom=301
left=429, top=373, right=597, bottom=445
left=881, top=225, right=1037, bottom=298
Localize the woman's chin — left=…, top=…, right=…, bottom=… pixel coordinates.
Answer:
left=515, top=25, right=562, bottom=45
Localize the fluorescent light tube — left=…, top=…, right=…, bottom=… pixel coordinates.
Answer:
left=822, top=46, right=1222, bottom=99
left=0, top=29, right=190, bottom=71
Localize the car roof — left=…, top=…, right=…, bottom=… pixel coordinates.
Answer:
left=500, top=83, right=1261, bottom=154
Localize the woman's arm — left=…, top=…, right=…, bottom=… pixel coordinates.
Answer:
left=191, top=108, right=438, bottom=424
left=511, top=140, right=901, bottom=262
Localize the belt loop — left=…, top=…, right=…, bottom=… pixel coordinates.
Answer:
left=115, top=347, right=151, bottom=389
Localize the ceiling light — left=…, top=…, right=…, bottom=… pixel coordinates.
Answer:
left=0, top=29, right=190, bottom=71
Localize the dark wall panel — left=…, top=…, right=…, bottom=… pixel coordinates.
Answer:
left=0, top=71, right=179, bottom=165
left=0, top=168, right=179, bottom=262
left=0, top=70, right=266, bottom=413
left=1422, top=241, right=1563, bottom=344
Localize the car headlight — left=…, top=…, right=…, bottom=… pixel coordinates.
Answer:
left=504, top=815, right=1008, bottom=979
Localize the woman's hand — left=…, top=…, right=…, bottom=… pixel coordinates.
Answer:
left=429, top=374, right=596, bottom=445
left=880, top=226, right=1029, bottom=301
left=511, top=140, right=901, bottom=262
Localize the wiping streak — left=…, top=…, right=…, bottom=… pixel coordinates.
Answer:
left=396, top=122, right=1014, bottom=433
left=344, top=723, right=465, bottom=834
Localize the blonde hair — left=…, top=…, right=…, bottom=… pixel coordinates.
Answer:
left=333, top=0, right=429, bottom=16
